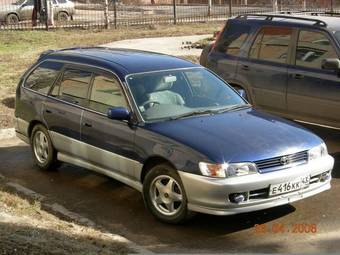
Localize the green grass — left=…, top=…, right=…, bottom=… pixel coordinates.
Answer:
left=0, top=22, right=223, bottom=93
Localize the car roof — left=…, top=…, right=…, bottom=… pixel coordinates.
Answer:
left=231, top=14, right=340, bottom=31
left=40, top=47, right=198, bottom=79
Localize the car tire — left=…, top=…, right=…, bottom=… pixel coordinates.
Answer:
left=30, top=124, right=60, bottom=171
left=199, top=43, right=213, bottom=67
left=57, top=11, right=70, bottom=22
left=6, top=13, right=19, bottom=25
left=143, top=163, right=195, bottom=224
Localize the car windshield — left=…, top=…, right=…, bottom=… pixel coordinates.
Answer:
left=126, top=68, right=247, bottom=122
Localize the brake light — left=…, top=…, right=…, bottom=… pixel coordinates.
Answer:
left=210, top=24, right=225, bottom=53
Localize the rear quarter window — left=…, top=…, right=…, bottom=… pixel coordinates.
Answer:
left=24, top=61, right=63, bottom=94
left=215, top=22, right=251, bottom=56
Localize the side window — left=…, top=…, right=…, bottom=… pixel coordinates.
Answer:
left=216, top=24, right=251, bottom=56
left=88, top=74, right=127, bottom=114
left=24, top=61, right=63, bottom=94
left=51, top=67, right=92, bottom=106
left=249, top=27, right=293, bottom=64
left=295, top=30, right=338, bottom=69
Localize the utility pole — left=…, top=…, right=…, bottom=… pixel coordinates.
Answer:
left=228, top=0, right=232, bottom=17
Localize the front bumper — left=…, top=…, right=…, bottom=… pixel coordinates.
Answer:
left=179, top=155, right=334, bottom=216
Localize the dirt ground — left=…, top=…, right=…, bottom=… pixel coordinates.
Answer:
left=0, top=187, right=131, bottom=254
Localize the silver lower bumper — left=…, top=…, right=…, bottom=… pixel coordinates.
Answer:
left=179, top=155, right=334, bottom=216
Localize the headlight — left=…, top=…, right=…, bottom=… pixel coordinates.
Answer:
left=199, top=162, right=258, bottom=178
left=308, top=143, right=328, bottom=161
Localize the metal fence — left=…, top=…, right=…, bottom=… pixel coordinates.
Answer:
left=0, top=0, right=340, bottom=30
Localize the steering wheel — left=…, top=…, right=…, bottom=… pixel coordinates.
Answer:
left=141, top=100, right=161, bottom=109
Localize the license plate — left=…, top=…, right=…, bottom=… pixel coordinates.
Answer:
left=269, top=176, right=310, bottom=196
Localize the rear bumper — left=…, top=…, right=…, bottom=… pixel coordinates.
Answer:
left=179, top=155, right=334, bottom=216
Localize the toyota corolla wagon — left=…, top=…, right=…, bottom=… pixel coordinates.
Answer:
left=15, top=47, right=334, bottom=223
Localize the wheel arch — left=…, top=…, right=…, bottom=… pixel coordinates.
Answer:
left=28, top=120, right=46, bottom=138
left=228, top=82, right=252, bottom=103
left=6, top=12, right=20, bottom=22
left=140, top=156, right=177, bottom=184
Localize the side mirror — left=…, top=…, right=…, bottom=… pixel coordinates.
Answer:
left=322, top=58, right=340, bottom=71
left=107, top=107, right=131, bottom=121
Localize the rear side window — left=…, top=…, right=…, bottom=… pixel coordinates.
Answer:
left=216, top=23, right=251, bottom=56
left=51, top=67, right=92, bottom=106
left=295, top=30, right=338, bottom=69
left=24, top=61, right=63, bottom=94
left=249, top=27, right=293, bottom=64
left=88, top=73, right=127, bottom=114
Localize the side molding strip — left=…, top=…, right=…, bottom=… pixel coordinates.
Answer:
left=58, top=152, right=143, bottom=192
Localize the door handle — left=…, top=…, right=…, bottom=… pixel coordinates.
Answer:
left=45, top=109, right=53, bottom=114
left=241, top=65, right=250, bottom=71
left=82, top=122, right=92, bottom=128
left=292, top=73, right=305, bottom=80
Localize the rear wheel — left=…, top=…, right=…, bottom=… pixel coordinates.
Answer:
left=6, top=13, right=19, bottom=25
left=57, top=11, right=70, bottom=22
left=143, top=164, right=195, bottom=224
left=31, top=124, right=60, bottom=171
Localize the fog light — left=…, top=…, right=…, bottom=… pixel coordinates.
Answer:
left=320, top=171, right=331, bottom=182
left=229, top=193, right=247, bottom=203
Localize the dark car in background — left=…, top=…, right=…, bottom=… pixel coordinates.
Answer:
left=15, top=48, right=334, bottom=223
left=202, top=14, right=340, bottom=129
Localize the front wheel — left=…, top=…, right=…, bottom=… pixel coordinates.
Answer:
left=143, top=164, right=194, bottom=224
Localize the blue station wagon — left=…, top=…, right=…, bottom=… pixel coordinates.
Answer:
left=15, top=48, right=334, bottom=223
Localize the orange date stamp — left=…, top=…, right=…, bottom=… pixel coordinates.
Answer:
left=254, top=223, right=318, bottom=234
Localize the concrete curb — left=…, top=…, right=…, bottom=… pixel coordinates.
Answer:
left=0, top=128, right=16, bottom=141
left=0, top=176, right=153, bottom=254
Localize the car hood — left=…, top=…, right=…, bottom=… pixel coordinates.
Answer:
left=144, top=108, right=323, bottom=163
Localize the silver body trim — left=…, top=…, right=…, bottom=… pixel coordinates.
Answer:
left=58, top=153, right=143, bottom=192
left=49, top=131, right=143, bottom=185
left=179, top=155, right=334, bottom=216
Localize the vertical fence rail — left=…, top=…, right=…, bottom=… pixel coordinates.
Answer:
left=173, top=0, right=176, bottom=24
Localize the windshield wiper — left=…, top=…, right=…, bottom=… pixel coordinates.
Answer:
left=170, top=109, right=219, bottom=120
left=216, top=104, right=251, bottom=113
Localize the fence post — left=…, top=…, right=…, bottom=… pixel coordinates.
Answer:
left=331, top=0, right=334, bottom=14
left=45, top=0, right=49, bottom=30
left=173, top=0, right=177, bottom=25
left=208, top=0, right=212, bottom=17
left=302, top=0, right=306, bottom=11
left=104, top=0, right=110, bottom=29
left=114, top=0, right=117, bottom=29
left=228, top=0, right=232, bottom=17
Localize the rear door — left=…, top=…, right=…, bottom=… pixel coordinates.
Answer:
left=237, top=26, right=294, bottom=113
left=287, top=29, right=340, bottom=128
left=44, top=65, right=92, bottom=154
left=80, top=70, right=137, bottom=178
left=19, top=0, right=34, bottom=20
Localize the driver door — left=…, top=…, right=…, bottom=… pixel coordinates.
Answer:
left=80, top=70, right=138, bottom=178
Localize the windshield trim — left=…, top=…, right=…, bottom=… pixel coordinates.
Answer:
left=124, top=67, right=248, bottom=124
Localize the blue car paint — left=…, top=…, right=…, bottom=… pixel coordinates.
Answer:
left=16, top=48, right=324, bottom=177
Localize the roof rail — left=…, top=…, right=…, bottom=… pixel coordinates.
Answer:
left=236, top=14, right=327, bottom=27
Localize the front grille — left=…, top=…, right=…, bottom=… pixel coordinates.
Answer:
left=255, top=151, right=308, bottom=173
